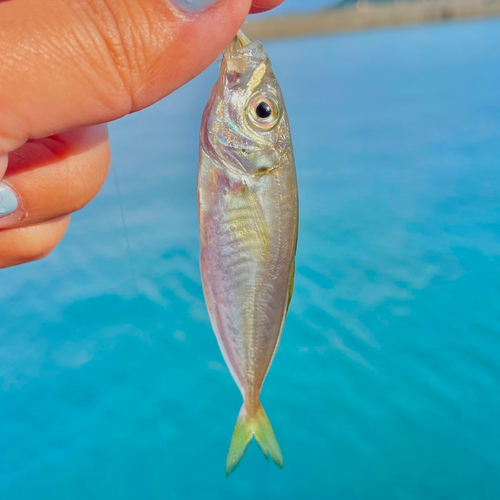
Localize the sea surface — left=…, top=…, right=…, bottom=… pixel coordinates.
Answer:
left=1, top=18, right=499, bottom=500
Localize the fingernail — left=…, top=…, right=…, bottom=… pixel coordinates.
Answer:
left=170, top=0, right=219, bottom=13
left=0, top=183, right=18, bottom=218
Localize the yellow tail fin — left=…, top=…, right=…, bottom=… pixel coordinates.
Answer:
left=226, top=402, right=283, bottom=476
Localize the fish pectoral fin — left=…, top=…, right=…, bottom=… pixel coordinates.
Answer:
left=226, top=402, right=283, bottom=475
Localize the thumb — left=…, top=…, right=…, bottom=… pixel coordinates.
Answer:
left=0, top=0, right=252, bottom=156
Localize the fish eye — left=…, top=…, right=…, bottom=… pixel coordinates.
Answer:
left=248, top=95, right=280, bottom=131
left=256, top=101, right=272, bottom=119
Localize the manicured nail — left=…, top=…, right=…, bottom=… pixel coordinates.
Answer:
left=170, top=0, right=219, bottom=13
left=0, top=183, right=18, bottom=217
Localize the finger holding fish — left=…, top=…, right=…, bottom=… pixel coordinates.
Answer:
left=0, top=0, right=285, bottom=269
left=0, top=0, right=282, bottom=158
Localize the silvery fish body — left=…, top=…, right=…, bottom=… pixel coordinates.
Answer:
left=197, top=32, right=298, bottom=475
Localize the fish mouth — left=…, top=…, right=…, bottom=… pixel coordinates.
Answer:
left=235, top=30, right=252, bottom=48
left=223, top=30, right=267, bottom=77
left=225, top=30, right=252, bottom=55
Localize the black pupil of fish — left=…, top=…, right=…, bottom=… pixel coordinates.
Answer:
left=255, top=101, right=272, bottom=119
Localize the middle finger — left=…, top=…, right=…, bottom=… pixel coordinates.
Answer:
left=0, top=125, right=110, bottom=229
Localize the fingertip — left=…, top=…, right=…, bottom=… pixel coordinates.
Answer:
left=131, top=0, right=254, bottom=109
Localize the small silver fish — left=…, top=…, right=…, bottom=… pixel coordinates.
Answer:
left=197, top=31, right=298, bottom=475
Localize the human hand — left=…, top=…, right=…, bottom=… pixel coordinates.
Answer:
left=0, top=0, right=284, bottom=269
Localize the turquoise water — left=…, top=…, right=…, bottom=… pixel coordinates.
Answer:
left=1, top=19, right=500, bottom=499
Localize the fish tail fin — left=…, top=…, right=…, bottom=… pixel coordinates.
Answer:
left=226, top=401, right=283, bottom=476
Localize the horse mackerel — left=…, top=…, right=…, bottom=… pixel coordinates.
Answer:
left=197, top=31, right=298, bottom=475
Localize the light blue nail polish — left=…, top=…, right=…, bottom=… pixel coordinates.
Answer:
left=170, top=0, right=219, bottom=13
left=0, top=183, right=18, bottom=217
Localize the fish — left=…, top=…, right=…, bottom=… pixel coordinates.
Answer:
left=197, top=31, right=298, bottom=475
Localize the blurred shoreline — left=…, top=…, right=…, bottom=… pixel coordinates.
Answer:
left=244, top=0, right=500, bottom=40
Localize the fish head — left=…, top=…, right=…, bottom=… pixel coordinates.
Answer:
left=201, top=31, right=291, bottom=176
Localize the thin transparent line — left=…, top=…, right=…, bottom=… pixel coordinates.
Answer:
left=110, top=144, right=139, bottom=296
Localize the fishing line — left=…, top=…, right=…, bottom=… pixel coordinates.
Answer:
left=108, top=132, right=139, bottom=296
